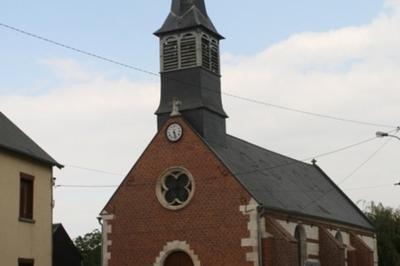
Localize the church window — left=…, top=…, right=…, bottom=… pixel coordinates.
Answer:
left=210, top=39, right=220, bottom=74
left=201, top=34, right=211, bottom=70
left=335, top=231, right=344, bottom=244
left=180, top=33, right=197, bottom=68
left=295, top=225, right=307, bottom=265
left=156, top=168, right=195, bottom=210
left=163, top=37, right=179, bottom=71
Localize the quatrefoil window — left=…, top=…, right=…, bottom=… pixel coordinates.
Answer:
left=156, top=168, right=195, bottom=210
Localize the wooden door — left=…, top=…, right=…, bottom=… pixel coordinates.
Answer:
left=164, top=251, right=194, bottom=266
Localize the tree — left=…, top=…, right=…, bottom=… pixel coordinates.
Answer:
left=74, top=229, right=101, bottom=266
left=364, top=202, right=400, bottom=266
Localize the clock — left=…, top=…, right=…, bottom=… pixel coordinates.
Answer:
left=166, top=123, right=183, bottom=142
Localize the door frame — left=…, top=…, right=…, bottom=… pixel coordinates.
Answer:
left=154, top=240, right=201, bottom=266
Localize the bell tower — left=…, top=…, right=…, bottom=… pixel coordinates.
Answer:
left=155, top=0, right=227, bottom=144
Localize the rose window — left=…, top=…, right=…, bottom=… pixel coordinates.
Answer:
left=156, top=168, right=194, bottom=210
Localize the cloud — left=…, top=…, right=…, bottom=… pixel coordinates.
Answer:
left=40, top=58, right=94, bottom=81
left=1, top=2, right=400, bottom=237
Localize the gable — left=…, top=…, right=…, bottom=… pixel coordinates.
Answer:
left=205, top=135, right=374, bottom=231
left=102, top=116, right=251, bottom=215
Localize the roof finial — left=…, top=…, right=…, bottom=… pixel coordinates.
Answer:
left=170, top=97, right=182, bottom=117
left=312, top=158, right=317, bottom=165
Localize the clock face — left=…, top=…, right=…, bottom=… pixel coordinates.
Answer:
left=166, top=123, right=183, bottom=142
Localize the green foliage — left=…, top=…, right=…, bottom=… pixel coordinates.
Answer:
left=364, top=202, right=400, bottom=266
left=74, top=229, right=101, bottom=266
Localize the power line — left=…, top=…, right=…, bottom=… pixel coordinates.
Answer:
left=55, top=183, right=395, bottom=190
left=0, top=22, right=397, bottom=129
left=336, top=138, right=393, bottom=185
left=223, top=92, right=396, bottom=128
left=61, top=134, right=381, bottom=177
left=0, top=22, right=158, bottom=77
left=301, top=133, right=397, bottom=211
left=65, top=164, right=124, bottom=176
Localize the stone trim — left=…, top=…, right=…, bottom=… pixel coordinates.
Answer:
left=240, top=198, right=263, bottom=266
left=155, top=167, right=195, bottom=211
left=154, top=240, right=200, bottom=266
left=101, top=212, right=115, bottom=266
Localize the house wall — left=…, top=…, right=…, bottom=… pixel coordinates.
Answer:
left=103, top=116, right=254, bottom=266
left=0, top=150, right=53, bottom=266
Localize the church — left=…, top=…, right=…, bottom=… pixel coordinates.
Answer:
left=100, top=1, right=378, bottom=265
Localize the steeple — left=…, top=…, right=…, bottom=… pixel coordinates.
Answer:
left=155, top=0, right=223, bottom=39
left=155, top=0, right=227, bottom=145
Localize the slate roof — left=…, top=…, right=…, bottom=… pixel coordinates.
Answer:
left=206, top=135, right=374, bottom=231
left=0, top=112, right=63, bottom=168
left=154, top=0, right=223, bottom=39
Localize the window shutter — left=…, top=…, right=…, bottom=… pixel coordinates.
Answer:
left=201, top=35, right=211, bottom=70
left=210, top=39, right=220, bottom=74
left=180, top=34, right=197, bottom=68
left=163, top=38, right=179, bottom=71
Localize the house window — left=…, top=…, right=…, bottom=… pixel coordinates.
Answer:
left=18, top=258, right=34, bottom=266
left=156, top=167, right=195, bottom=210
left=295, top=225, right=307, bottom=265
left=19, top=173, right=34, bottom=220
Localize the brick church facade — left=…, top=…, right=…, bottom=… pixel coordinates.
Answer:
left=100, top=1, right=378, bottom=265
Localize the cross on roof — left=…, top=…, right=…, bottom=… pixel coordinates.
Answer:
left=170, top=98, right=182, bottom=117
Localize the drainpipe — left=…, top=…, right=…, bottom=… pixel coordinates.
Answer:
left=97, top=216, right=103, bottom=266
left=257, top=205, right=266, bottom=266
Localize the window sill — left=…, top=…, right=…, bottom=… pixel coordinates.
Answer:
left=19, top=217, right=36, bottom=224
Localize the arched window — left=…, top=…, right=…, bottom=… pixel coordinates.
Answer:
left=295, top=225, right=307, bottom=266
left=163, top=37, right=179, bottom=71
left=201, top=34, right=211, bottom=70
left=335, top=231, right=344, bottom=244
left=180, top=33, right=197, bottom=68
left=210, top=39, right=220, bottom=74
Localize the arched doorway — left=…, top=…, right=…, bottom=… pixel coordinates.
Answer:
left=164, top=251, right=194, bottom=266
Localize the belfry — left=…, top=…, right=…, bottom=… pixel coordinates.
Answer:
left=155, top=0, right=227, bottom=144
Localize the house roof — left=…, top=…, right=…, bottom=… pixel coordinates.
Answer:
left=0, top=112, right=63, bottom=168
left=154, top=0, right=223, bottom=39
left=206, top=135, right=374, bottom=231
left=53, top=223, right=62, bottom=234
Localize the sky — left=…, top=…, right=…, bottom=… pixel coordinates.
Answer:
left=1, top=0, right=399, bottom=238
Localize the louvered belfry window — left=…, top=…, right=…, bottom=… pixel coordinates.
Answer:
left=210, top=39, right=220, bottom=73
left=201, top=35, right=211, bottom=70
left=180, top=33, right=197, bottom=68
left=163, top=37, right=179, bottom=71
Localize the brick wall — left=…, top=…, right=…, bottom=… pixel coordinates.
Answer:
left=263, top=217, right=299, bottom=266
left=103, top=117, right=253, bottom=266
left=349, top=233, right=374, bottom=266
left=319, top=227, right=345, bottom=266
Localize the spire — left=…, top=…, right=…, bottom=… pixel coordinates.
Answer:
left=155, top=0, right=223, bottom=39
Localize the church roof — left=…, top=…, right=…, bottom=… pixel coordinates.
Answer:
left=154, top=0, right=223, bottom=39
left=0, top=112, right=63, bottom=168
left=206, top=135, right=374, bottom=231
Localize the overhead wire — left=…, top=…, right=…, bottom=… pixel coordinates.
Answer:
left=0, top=22, right=397, bottom=129
left=300, top=130, right=399, bottom=211
left=3, top=22, right=399, bottom=196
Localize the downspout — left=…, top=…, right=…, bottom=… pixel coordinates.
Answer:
left=257, top=205, right=266, bottom=266
left=97, top=216, right=103, bottom=266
